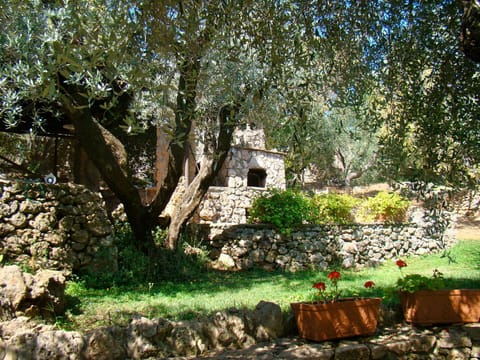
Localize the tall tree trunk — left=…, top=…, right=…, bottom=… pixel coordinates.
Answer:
left=165, top=104, right=236, bottom=249
left=60, top=97, right=156, bottom=252
left=147, top=57, right=201, bottom=222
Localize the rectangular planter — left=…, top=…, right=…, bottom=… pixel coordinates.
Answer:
left=291, top=298, right=382, bottom=342
left=399, top=289, right=480, bottom=325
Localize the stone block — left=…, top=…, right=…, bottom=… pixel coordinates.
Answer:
left=368, top=343, right=388, bottom=359
left=385, top=339, right=413, bottom=355
left=464, top=323, right=480, bottom=341
left=437, top=328, right=472, bottom=349
left=472, top=344, right=480, bottom=358
left=279, top=343, right=335, bottom=359
left=411, top=334, right=437, bottom=353
left=334, top=342, right=369, bottom=360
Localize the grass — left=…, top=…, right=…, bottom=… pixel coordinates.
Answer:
left=61, top=240, right=480, bottom=332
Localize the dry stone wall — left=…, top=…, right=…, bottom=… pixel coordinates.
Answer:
left=0, top=179, right=117, bottom=275
left=199, top=187, right=264, bottom=224
left=1, top=308, right=479, bottom=359
left=204, top=208, right=455, bottom=272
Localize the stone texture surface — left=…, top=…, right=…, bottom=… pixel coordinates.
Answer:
left=202, top=214, right=455, bottom=271
left=0, top=265, right=66, bottom=319
left=1, top=309, right=479, bottom=359
left=0, top=180, right=117, bottom=275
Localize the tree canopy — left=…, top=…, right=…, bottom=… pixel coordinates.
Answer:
left=262, top=0, right=480, bottom=188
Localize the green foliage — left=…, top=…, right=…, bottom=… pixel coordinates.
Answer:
left=397, top=270, right=446, bottom=293
left=79, top=223, right=210, bottom=289
left=248, top=189, right=410, bottom=227
left=61, top=240, right=479, bottom=331
left=309, top=193, right=359, bottom=224
left=248, top=189, right=311, bottom=233
left=357, top=191, right=410, bottom=223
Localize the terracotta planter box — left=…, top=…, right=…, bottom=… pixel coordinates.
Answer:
left=399, top=289, right=480, bottom=325
left=291, top=298, right=382, bottom=341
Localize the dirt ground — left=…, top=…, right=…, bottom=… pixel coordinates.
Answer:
left=455, top=214, right=480, bottom=240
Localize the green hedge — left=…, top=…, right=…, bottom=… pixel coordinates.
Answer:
left=248, top=189, right=410, bottom=233
left=247, top=189, right=311, bottom=233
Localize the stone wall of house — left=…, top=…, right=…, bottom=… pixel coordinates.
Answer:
left=198, top=187, right=266, bottom=224
left=232, top=124, right=267, bottom=148
left=222, top=146, right=286, bottom=189
left=201, top=207, right=456, bottom=271
left=0, top=179, right=117, bottom=275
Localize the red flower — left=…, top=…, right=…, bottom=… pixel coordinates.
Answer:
left=396, top=259, right=407, bottom=268
left=328, top=270, right=341, bottom=280
left=364, top=280, right=375, bottom=289
left=313, top=282, right=326, bottom=291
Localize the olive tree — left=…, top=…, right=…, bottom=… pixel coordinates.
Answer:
left=265, top=1, right=479, bottom=189
left=0, top=0, right=317, bottom=250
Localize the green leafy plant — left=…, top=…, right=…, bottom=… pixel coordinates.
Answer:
left=248, top=189, right=311, bottom=233
left=395, top=259, right=445, bottom=292
left=79, top=223, right=211, bottom=289
left=357, top=191, right=410, bottom=223
left=309, top=193, right=359, bottom=224
left=312, top=270, right=375, bottom=303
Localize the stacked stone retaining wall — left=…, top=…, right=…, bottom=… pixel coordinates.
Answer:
left=198, top=187, right=264, bottom=224
left=202, top=207, right=455, bottom=271
left=1, top=306, right=479, bottom=359
left=0, top=179, right=117, bottom=275
left=0, top=178, right=456, bottom=275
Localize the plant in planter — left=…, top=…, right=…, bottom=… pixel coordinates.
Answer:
left=291, top=270, right=382, bottom=341
left=396, top=259, right=480, bottom=325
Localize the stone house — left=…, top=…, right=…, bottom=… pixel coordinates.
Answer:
left=153, top=124, right=286, bottom=225
left=197, top=124, right=286, bottom=224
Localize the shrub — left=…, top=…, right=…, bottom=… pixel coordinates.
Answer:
left=79, top=223, right=210, bottom=289
left=309, top=193, right=359, bottom=224
left=248, top=189, right=311, bottom=233
left=248, top=189, right=411, bottom=230
left=357, top=191, right=410, bottom=223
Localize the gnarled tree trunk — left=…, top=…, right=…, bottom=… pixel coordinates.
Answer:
left=165, top=104, right=237, bottom=249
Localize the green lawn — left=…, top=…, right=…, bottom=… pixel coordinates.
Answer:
left=62, top=240, right=480, bottom=332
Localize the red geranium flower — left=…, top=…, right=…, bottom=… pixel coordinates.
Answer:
left=312, top=282, right=326, bottom=291
left=364, top=280, right=375, bottom=289
left=396, top=259, right=407, bottom=268
left=328, top=270, right=341, bottom=280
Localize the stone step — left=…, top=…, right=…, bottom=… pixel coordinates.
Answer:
left=464, top=323, right=480, bottom=342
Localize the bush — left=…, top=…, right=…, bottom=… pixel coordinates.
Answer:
left=248, top=189, right=311, bottom=233
left=357, top=191, right=410, bottom=223
left=248, top=189, right=411, bottom=229
left=309, top=193, right=359, bottom=224
left=79, top=223, right=210, bottom=289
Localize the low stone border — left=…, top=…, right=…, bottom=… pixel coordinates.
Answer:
left=204, top=217, right=455, bottom=272
left=196, top=323, right=480, bottom=359
left=1, top=303, right=479, bottom=359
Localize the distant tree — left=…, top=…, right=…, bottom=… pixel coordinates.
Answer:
left=266, top=1, right=479, bottom=189
left=364, top=1, right=480, bottom=187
